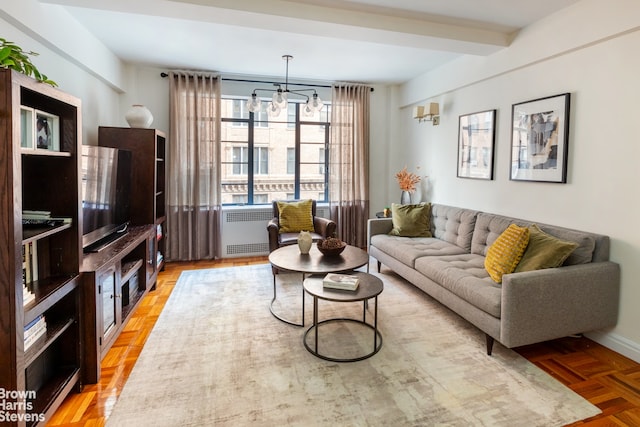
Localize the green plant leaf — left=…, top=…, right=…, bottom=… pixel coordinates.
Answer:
left=0, top=39, right=57, bottom=86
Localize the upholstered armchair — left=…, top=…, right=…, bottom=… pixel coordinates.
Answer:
left=267, top=200, right=336, bottom=254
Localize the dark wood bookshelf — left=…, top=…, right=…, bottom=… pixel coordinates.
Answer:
left=0, top=68, right=82, bottom=426
left=98, top=126, right=167, bottom=272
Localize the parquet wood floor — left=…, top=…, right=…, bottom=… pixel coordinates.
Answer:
left=47, top=257, right=640, bottom=426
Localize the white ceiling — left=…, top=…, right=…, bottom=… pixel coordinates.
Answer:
left=44, top=0, right=580, bottom=84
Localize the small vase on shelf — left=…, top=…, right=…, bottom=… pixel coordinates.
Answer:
left=125, top=104, right=154, bottom=128
left=400, top=190, right=412, bottom=205
left=297, top=231, right=312, bottom=255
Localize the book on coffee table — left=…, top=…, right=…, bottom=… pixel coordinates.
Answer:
left=322, top=273, right=359, bottom=291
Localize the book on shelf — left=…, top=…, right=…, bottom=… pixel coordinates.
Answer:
left=322, top=273, right=360, bottom=291
left=23, top=210, right=72, bottom=226
left=23, top=284, right=35, bottom=306
left=22, top=210, right=52, bottom=219
left=22, top=241, right=38, bottom=284
left=24, top=315, right=47, bottom=351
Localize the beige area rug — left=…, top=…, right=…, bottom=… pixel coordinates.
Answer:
left=106, top=262, right=600, bottom=426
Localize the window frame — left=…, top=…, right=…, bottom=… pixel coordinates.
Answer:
left=221, top=98, right=330, bottom=205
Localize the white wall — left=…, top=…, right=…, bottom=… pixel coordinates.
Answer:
left=0, top=2, right=124, bottom=146
left=390, top=1, right=640, bottom=361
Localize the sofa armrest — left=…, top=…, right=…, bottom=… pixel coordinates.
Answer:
left=367, top=218, right=393, bottom=249
left=500, top=261, right=620, bottom=348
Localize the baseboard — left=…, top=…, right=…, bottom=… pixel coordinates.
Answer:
left=586, top=330, right=640, bottom=364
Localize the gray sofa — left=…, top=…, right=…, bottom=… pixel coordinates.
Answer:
left=367, top=204, right=620, bottom=354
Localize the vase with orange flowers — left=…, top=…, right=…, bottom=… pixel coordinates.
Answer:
left=395, top=166, right=421, bottom=204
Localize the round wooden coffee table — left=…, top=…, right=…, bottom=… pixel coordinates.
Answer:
left=303, top=272, right=383, bottom=362
left=268, top=243, right=369, bottom=327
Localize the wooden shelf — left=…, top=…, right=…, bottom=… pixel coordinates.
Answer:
left=21, top=148, right=72, bottom=157
left=29, top=367, right=80, bottom=427
left=121, top=259, right=143, bottom=284
left=24, top=275, right=79, bottom=325
left=23, top=222, right=72, bottom=244
left=0, top=68, right=82, bottom=426
left=24, top=318, right=75, bottom=366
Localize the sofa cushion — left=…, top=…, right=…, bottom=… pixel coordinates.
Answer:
left=370, top=234, right=467, bottom=268
left=471, top=213, right=596, bottom=265
left=277, top=199, right=314, bottom=233
left=389, top=203, right=432, bottom=237
left=484, top=224, right=530, bottom=283
left=430, top=204, right=478, bottom=252
left=415, top=254, right=501, bottom=318
left=514, top=224, right=578, bottom=272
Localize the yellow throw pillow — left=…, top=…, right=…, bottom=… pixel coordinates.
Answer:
left=514, top=224, right=578, bottom=272
left=277, top=200, right=314, bottom=233
left=484, top=224, right=530, bottom=283
left=389, top=203, right=432, bottom=237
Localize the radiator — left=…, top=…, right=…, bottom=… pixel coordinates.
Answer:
left=220, top=205, right=330, bottom=258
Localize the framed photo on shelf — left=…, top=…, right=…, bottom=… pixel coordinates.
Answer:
left=20, top=106, right=35, bottom=149
left=35, top=110, right=60, bottom=151
left=457, top=109, right=496, bottom=180
left=510, top=93, right=570, bottom=183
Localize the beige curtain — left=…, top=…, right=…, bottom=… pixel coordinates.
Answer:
left=329, top=83, right=371, bottom=248
left=166, top=72, right=221, bottom=261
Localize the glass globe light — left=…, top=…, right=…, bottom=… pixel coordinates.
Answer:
left=247, top=93, right=261, bottom=112
left=267, top=102, right=281, bottom=116
left=310, top=93, right=324, bottom=111
left=272, top=89, right=288, bottom=108
left=302, top=103, right=314, bottom=117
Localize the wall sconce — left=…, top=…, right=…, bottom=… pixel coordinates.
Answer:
left=413, top=102, right=440, bottom=125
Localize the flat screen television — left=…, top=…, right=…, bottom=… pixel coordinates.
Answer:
left=81, top=145, right=132, bottom=251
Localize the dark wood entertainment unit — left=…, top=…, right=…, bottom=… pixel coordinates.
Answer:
left=81, top=225, right=157, bottom=383
left=0, top=70, right=167, bottom=424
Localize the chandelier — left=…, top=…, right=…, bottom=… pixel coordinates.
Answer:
left=246, top=55, right=324, bottom=116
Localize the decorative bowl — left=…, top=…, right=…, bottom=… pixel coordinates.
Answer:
left=317, top=239, right=347, bottom=256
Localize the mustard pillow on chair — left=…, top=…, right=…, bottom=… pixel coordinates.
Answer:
left=484, top=224, right=530, bottom=283
left=277, top=200, right=315, bottom=233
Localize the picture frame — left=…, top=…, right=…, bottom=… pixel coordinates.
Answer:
left=510, top=93, right=570, bottom=183
left=457, top=109, right=496, bottom=180
left=20, top=106, right=35, bottom=149
left=34, top=110, right=60, bottom=151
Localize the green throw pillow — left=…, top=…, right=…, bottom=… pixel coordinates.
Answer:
left=514, top=224, right=578, bottom=272
left=389, top=203, right=432, bottom=237
left=484, top=224, right=530, bottom=283
left=277, top=200, right=314, bottom=233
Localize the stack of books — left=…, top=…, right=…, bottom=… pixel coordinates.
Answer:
left=23, top=284, right=35, bottom=306
left=24, top=315, right=47, bottom=351
left=322, top=273, right=360, bottom=291
left=22, top=210, right=71, bottom=227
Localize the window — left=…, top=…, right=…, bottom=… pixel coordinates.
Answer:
left=232, top=99, right=268, bottom=127
left=254, top=147, right=268, bottom=175
left=232, top=147, right=248, bottom=175
left=221, top=97, right=330, bottom=205
left=318, top=147, right=326, bottom=174
left=287, top=147, right=295, bottom=174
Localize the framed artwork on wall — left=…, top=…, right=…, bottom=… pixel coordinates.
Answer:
left=510, top=93, right=570, bottom=183
left=457, top=109, right=496, bottom=180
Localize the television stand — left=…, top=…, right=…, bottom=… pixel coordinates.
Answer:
left=81, top=225, right=158, bottom=383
